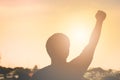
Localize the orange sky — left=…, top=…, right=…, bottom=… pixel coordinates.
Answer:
left=0, top=0, right=120, bottom=70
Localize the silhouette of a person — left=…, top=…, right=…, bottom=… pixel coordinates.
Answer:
left=31, top=10, right=106, bottom=80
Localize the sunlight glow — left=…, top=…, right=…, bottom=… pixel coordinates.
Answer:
left=70, top=28, right=89, bottom=44
left=67, top=20, right=91, bottom=46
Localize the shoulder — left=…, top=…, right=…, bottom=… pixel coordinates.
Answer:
left=35, top=65, right=52, bottom=75
left=31, top=66, right=51, bottom=80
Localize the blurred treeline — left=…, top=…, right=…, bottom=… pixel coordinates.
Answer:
left=0, top=66, right=120, bottom=80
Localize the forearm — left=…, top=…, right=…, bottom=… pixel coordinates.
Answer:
left=89, top=20, right=103, bottom=47
left=89, top=10, right=106, bottom=47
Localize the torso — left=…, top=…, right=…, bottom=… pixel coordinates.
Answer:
left=32, top=63, right=85, bottom=80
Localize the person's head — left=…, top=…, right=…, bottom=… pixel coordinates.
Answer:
left=46, top=33, right=70, bottom=63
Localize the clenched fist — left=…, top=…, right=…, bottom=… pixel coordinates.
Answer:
left=95, top=10, right=106, bottom=22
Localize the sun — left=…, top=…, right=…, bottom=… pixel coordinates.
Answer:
left=67, top=21, right=91, bottom=47
left=71, top=28, right=89, bottom=44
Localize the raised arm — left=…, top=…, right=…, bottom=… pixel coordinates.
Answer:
left=89, top=10, right=106, bottom=48
left=70, top=10, right=106, bottom=74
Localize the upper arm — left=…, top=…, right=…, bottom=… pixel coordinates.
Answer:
left=69, top=44, right=95, bottom=73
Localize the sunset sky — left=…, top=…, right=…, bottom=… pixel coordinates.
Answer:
left=0, top=0, right=120, bottom=70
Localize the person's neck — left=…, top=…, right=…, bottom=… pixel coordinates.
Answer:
left=51, top=60, right=67, bottom=67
